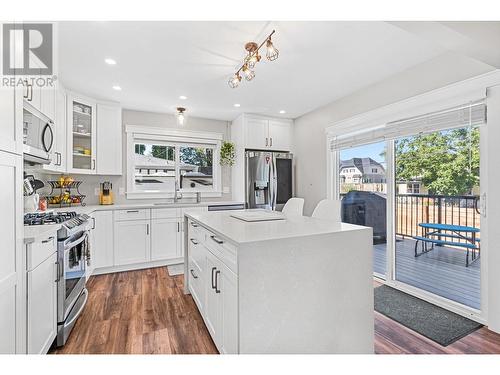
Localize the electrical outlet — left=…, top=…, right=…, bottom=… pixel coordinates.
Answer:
left=223, top=186, right=230, bottom=194
left=119, top=187, right=125, bottom=196
left=94, top=187, right=100, bottom=196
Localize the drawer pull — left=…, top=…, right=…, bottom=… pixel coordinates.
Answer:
left=190, top=238, right=199, bottom=245
left=42, top=236, right=54, bottom=244
left=211, top=267, right=217, bottom=289
left=215, top=270, right=221, bottom=293
left=190, top=269, right=198, bottom=279
left=210, top=235, right=224, bottom=245
left=190, top=222, right=199, bottom=228
left=126, top=210, right=139, bottom=213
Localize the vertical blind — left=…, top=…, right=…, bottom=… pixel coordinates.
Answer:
left=330, top=101, right=486, bottom=151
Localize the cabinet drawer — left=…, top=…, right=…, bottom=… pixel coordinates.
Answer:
left=188, top=219, right=205, bottom=242
left=114, top=209, right=150, bottom=221
left=188, top=238, right=206, bottom=272
left=27, top=235, right=57, bottom=271
left=152, top=207, right=180, bottom=219
left=188, top=260, right=204, bottom=312
left=204, top=232, right=237, bottom=274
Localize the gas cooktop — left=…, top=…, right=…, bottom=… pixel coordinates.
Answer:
left=24, top=211, right=78, bottom=226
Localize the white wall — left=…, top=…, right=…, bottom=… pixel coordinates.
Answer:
left=293, top=53, right=494, bottom=214
left=35, top=109, right=233, bottom=205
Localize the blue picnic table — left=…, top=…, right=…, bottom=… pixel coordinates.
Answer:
left=413, top=222, right=480, bottom=267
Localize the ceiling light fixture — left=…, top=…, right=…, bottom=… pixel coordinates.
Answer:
left=176, top=107, right=186, bottom=126
left=228, top=30, right=279, bottom=88
left=234, top=103, right=241, bottom=108
left=105, top=58, right=117, bottom=65
left=112, top=85, right=122, bottom=91
left=179, top=95, right=188, bottom=100
left=279, top=110, right=286, bottom=114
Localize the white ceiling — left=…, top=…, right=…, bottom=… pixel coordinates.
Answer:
left=57, top=21, right=499, bottom=121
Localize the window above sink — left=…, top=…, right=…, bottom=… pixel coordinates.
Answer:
left=126, top=126, right=222, bottom=199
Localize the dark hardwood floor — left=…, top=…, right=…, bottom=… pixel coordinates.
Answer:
left=51, top=267, right=500, bottom=354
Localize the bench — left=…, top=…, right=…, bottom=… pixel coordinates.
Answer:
left=426, top=232, right=480, bottom=243
left=413, top=236, right=479, bottom=267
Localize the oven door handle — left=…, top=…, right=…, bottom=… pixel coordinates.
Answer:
left=64, top=288, right=88, bottom=328
left=63, top=231, right=89, bottom=250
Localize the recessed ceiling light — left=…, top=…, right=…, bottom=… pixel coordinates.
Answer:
left=279, top=110, right=286, bottom=114
left=179, top=95, right=188, bottom=100
left=234, top=104, right=241, bottom=108
left=105, top=58, right=117, bottom=65
left=112, top=85, right=122, bottom=91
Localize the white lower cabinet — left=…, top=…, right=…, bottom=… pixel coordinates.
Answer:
left=151, top=218, right=180, bottom=261
left=89, top=211, right=114, bottom=273
left=188, top=221, right=238, bottom=354
left=114, top=219, right=151, bottom=266
left=26, top=237, right=57, bottom=354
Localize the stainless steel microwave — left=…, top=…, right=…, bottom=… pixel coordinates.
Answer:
left=23, top=104, right=54, bottom=164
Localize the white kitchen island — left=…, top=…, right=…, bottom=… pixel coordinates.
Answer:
left=183, top=209, right=374, bottom=354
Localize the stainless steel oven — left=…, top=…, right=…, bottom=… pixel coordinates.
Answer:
left=56, top=215, right=90, bottom=346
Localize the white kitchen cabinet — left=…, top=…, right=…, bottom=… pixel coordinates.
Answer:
left=244, top=117, right=269, bottom=150
left=89, top=211, right=114, bottom=274
left=268, top=119, right=292, bottom=151
left=0, top=85, right=23, bottom=156
left=203, top=245, right=238, bottom=354
left=67, top=93, right=97, bottom=174
left=27, top=251, right=57, bottom=354
left=113, top=219, right=151, bottom=266
left=204, top=250, right=220, bottom=341
left=0, top=151, right=24, bottom=354
left=151, top=218, right=180, bottom=261
left=96, top=103, right=122, bottom=175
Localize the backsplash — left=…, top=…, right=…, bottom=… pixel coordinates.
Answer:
left=28, top=168, right=232, bottom=207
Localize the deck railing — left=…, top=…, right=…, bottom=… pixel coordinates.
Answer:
left=395, top=194, right=480, bottom=243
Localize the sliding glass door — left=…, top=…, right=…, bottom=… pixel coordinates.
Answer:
left=338, top=142, right=388, bottom=279
left=394, top=126, right=481, bottom=309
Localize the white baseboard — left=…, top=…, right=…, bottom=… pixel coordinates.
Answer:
left=91, top=258, right=184, bottom=276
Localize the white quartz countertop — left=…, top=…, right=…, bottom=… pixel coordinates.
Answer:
left=185, top=210, right=371, bottom=245
left=51, top=200, right=244, bottom=215
left=24, top=200, right=244, bottom=244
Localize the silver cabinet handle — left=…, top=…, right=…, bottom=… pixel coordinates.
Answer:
left=270, top=137, right=273, bottom=147
left=190, top=222, right=198, bottom=228
left=146, top=223, right=149, bottom=235
left=211, top=267, right=216, bottom=289
left=190, top=238, right=199, bottom=245
left=210, top=235, right=223, bottom=245
left=265, top=137, right=268, bottom=147
left=177, top=222, right=180, bottom=232
left=42, top=236, right=54, bottom=244
left=190, top=269, right=198, bottom=279
left=28, top=84, right=33, bottom=102
left=92, top=159, right=96, bottom=170
left=23, top=80, right=29, bottom=98
left=126, top=210, right=139, bottom=213
left=215, top=270, right=221, bottom=293
left=91, top=217, right=96, bottom=230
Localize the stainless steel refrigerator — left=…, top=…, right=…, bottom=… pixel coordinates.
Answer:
left=245, top=150, right=294, bottom=211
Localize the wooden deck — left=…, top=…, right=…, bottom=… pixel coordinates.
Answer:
left=373, top=237, right=480, bottom=309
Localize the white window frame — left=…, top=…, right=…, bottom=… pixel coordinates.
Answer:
left=125, top=125, right=223, bottom=199
left=324, top=71, right=500, bottom=325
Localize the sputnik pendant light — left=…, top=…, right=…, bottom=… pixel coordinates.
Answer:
left=228, top=30, right=279, bottom=88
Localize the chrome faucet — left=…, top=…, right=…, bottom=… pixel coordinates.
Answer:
left=174, top=180, right=182, bottom=203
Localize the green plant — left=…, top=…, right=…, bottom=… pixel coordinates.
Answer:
left=220, top=141, right=235, bottom=166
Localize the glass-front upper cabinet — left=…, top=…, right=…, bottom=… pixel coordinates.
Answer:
left=67, top=95, right=97, bottom=174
